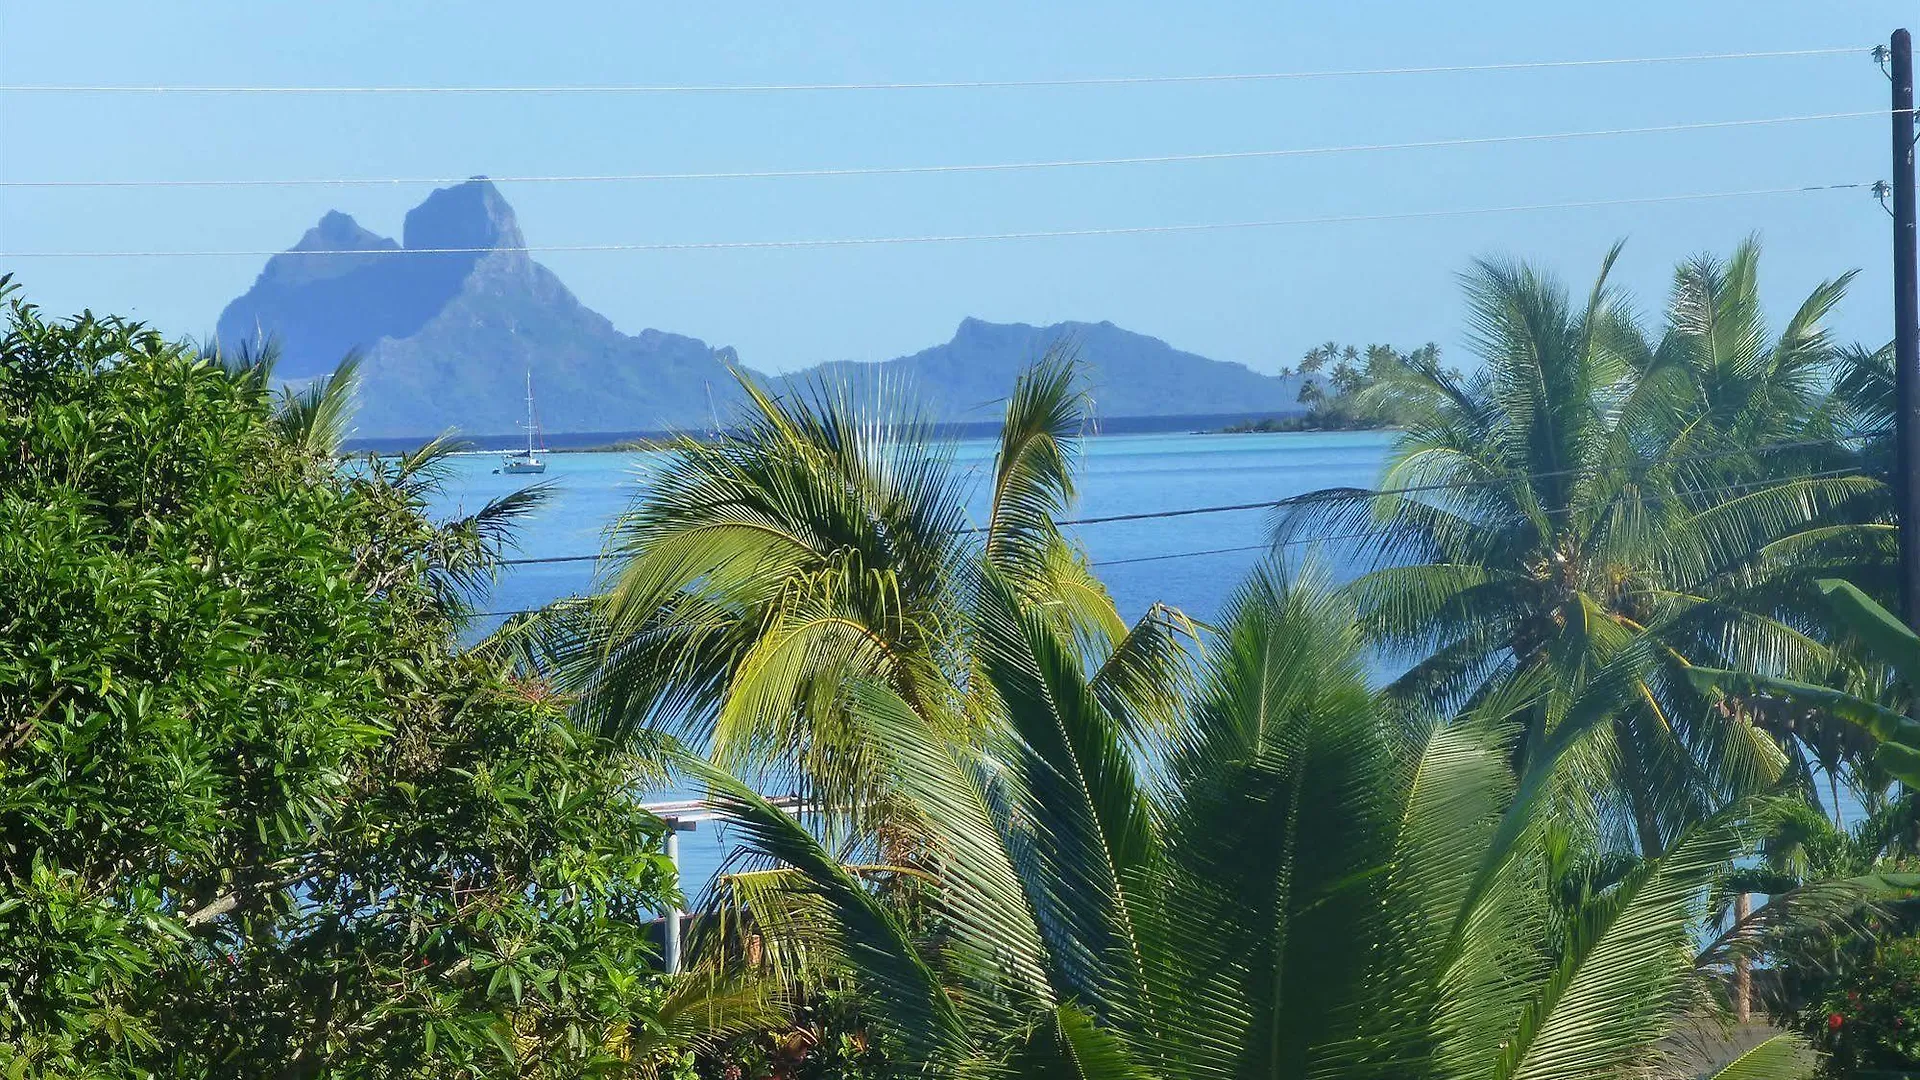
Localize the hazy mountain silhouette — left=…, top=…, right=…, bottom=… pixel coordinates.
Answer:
left=217, top=179, right=1303, bottom=438
left=796, top=317, right=1302, bottom=422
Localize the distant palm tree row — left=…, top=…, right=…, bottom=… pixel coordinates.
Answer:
left=485, top=238, right=1910, bottom=1079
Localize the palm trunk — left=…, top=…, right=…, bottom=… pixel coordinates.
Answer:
left=1732, top=892, right=1752, bottom=1023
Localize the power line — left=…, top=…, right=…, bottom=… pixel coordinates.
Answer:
left=472, top=461, right=1877, bottom=617
left=0, top=183, right=1871, bottom=260
left=492, top=437, right=1869, bottom=568
left=1090, top=543, right=1281, bottom=568
left=0, top=46, right=1865, bottom=95
left=996, top=436, right=1866, bottom=532
left=500, top=552, right=602, bottom=567
left=470, top=462, right=1877, bottom=619
left=474, top=529, right=1398, bottom=618
left=5, top=111, right=1898, bottom=190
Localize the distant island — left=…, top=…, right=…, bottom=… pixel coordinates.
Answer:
left=1210, top=341, right=1443, bottom=434
left=1209, top=416, right=1397, bottom=434
left=554, top=436, right=686, bottom=454
left=216, top=178, right=1315, bottom=440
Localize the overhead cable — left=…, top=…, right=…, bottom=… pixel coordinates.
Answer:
left=0, top=47, right=1864, bottom=95
left=493, top=437, right=1871, bottom=567
left=0, top=183, right=1871, bottom=260
left=4, top=111, right=1898, bottom=190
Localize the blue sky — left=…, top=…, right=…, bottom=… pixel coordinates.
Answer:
left=0, top=2, right=1911, bottom=373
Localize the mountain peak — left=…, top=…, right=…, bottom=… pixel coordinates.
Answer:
left=219, top=179, right=534, bottom=380
left=297, top=210, right=391, bottom=252
left=403, top=178, right=525, bottom=253
left=952, top=316, right=1036, bottom=347
left=219, top=185, right=1301, bottom=437
left=260, top=211, right=397, bottom=288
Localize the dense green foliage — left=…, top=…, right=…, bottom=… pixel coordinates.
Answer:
left=17, top=225, right=1920, bottom=1080
left=0, top=283, right=766, bottom=1077
left=1800, top=935, right=1920, bottom=1075
left=691, top=564, right=1814, bottom=1080
left=1278, top=239, right=1883, bottom=858
left=501, top=351, right=1186, bottom=834
left=502, top=282, right=1908, bottom=1077
left=1694, top=579, right=1920, bottom=788
left=1693, top=581, right=1920, bottom=1076
left=1237, top=340, right=1447, bottom=431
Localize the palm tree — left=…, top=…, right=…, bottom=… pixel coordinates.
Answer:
left=1276, top=241, right=1878, bottom=855
left=681, top=563, right=1817, bottom=1079
left=501, top=349, right=1193, bottom=828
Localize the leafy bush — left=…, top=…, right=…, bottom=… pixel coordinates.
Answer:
left=1800, top=934, right=1920, bottom=1077
left=0, top=282, right=694, bottom=1076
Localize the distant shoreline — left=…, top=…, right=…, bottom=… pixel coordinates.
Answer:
left=550, top=437, right=683, bottom=454
left=345, top=422, right=1402, bottom=461
left=1203, top=418, right=1405, bottom=435
left=342, top=410, right=1324, bottom=455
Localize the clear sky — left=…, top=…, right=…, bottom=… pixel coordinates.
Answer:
left=0, top=2, right=1912, bottom=374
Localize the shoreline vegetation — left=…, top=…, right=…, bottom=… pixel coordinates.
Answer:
left=1205, top=340, right=1445, bottom=434
left=552, top=436, right=684, bottom=453
left=363, top=419, right=1391, bottom=459
left=346, top=409, right=1340, bottom=458
left=1206, top=415, right=1403, bottom=434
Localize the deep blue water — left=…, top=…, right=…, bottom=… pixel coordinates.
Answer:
left=428, top=429, right=1395, bottom=899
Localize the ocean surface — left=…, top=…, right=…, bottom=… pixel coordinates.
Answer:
left=427, top=429, right=1396, bottom=898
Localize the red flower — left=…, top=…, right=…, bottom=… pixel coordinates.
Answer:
left=1828, top=1012, right=1845, bottom=1032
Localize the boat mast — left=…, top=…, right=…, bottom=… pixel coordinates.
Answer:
left=525, top=370, right=537, bottom=457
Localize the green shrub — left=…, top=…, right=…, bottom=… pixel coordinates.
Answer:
left=1801, top=934, right=1920, bottom=1076
left=0, top=283, right=683, bottom=1076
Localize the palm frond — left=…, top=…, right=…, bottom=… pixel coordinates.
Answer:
left=675, top=756, right=973, bottom=1068
left=1497, top=808, right=1748, bottom=1080
left=1006, top=1003, right=1150, bottom=1080
left=986, top=345, right=1089, bottom=587
left=274, top=350, right=363, bottom=456
left=970, top=565, right=1159, bottom=1024
left=1696, top=1032, right=1819, bottom=1080
left=621, top=970, right=788, bottom=1066
left=1150, top=563, right=1394, bottom=1079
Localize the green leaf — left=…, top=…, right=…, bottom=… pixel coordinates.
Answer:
left=1817, top=577, right=1920, bottom=681
left=1703, top=1032, right=1819, bottom=1080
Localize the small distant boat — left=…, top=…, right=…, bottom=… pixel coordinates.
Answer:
left=502, top=370, right=548, bottom=474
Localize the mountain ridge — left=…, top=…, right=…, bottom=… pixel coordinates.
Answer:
left=216, top=179, right=1305, bottom=438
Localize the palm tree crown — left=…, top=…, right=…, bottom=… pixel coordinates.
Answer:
left=1278, top=239, right=1879, bottom=854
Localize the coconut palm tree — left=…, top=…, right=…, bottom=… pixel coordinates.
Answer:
left=500, top=350, right=1194, bottom=829
left=1276, top=241, right=1879, bottom=855
left=679, top=563, right=1817, bottom=1080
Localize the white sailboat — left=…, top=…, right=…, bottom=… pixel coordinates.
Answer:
left=501, top=371, right=548, bottom=474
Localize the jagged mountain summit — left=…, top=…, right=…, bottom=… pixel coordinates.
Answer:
left=218, top=178, right=743, bottom=437
left=217, top=179, right=1302, bottom=438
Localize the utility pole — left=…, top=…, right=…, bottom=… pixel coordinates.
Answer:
left=1892, top=29, right=1920, bottom=627
left=661, top=819, right=695, bottom=974
left=663, top=825, right=682, bottom=973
